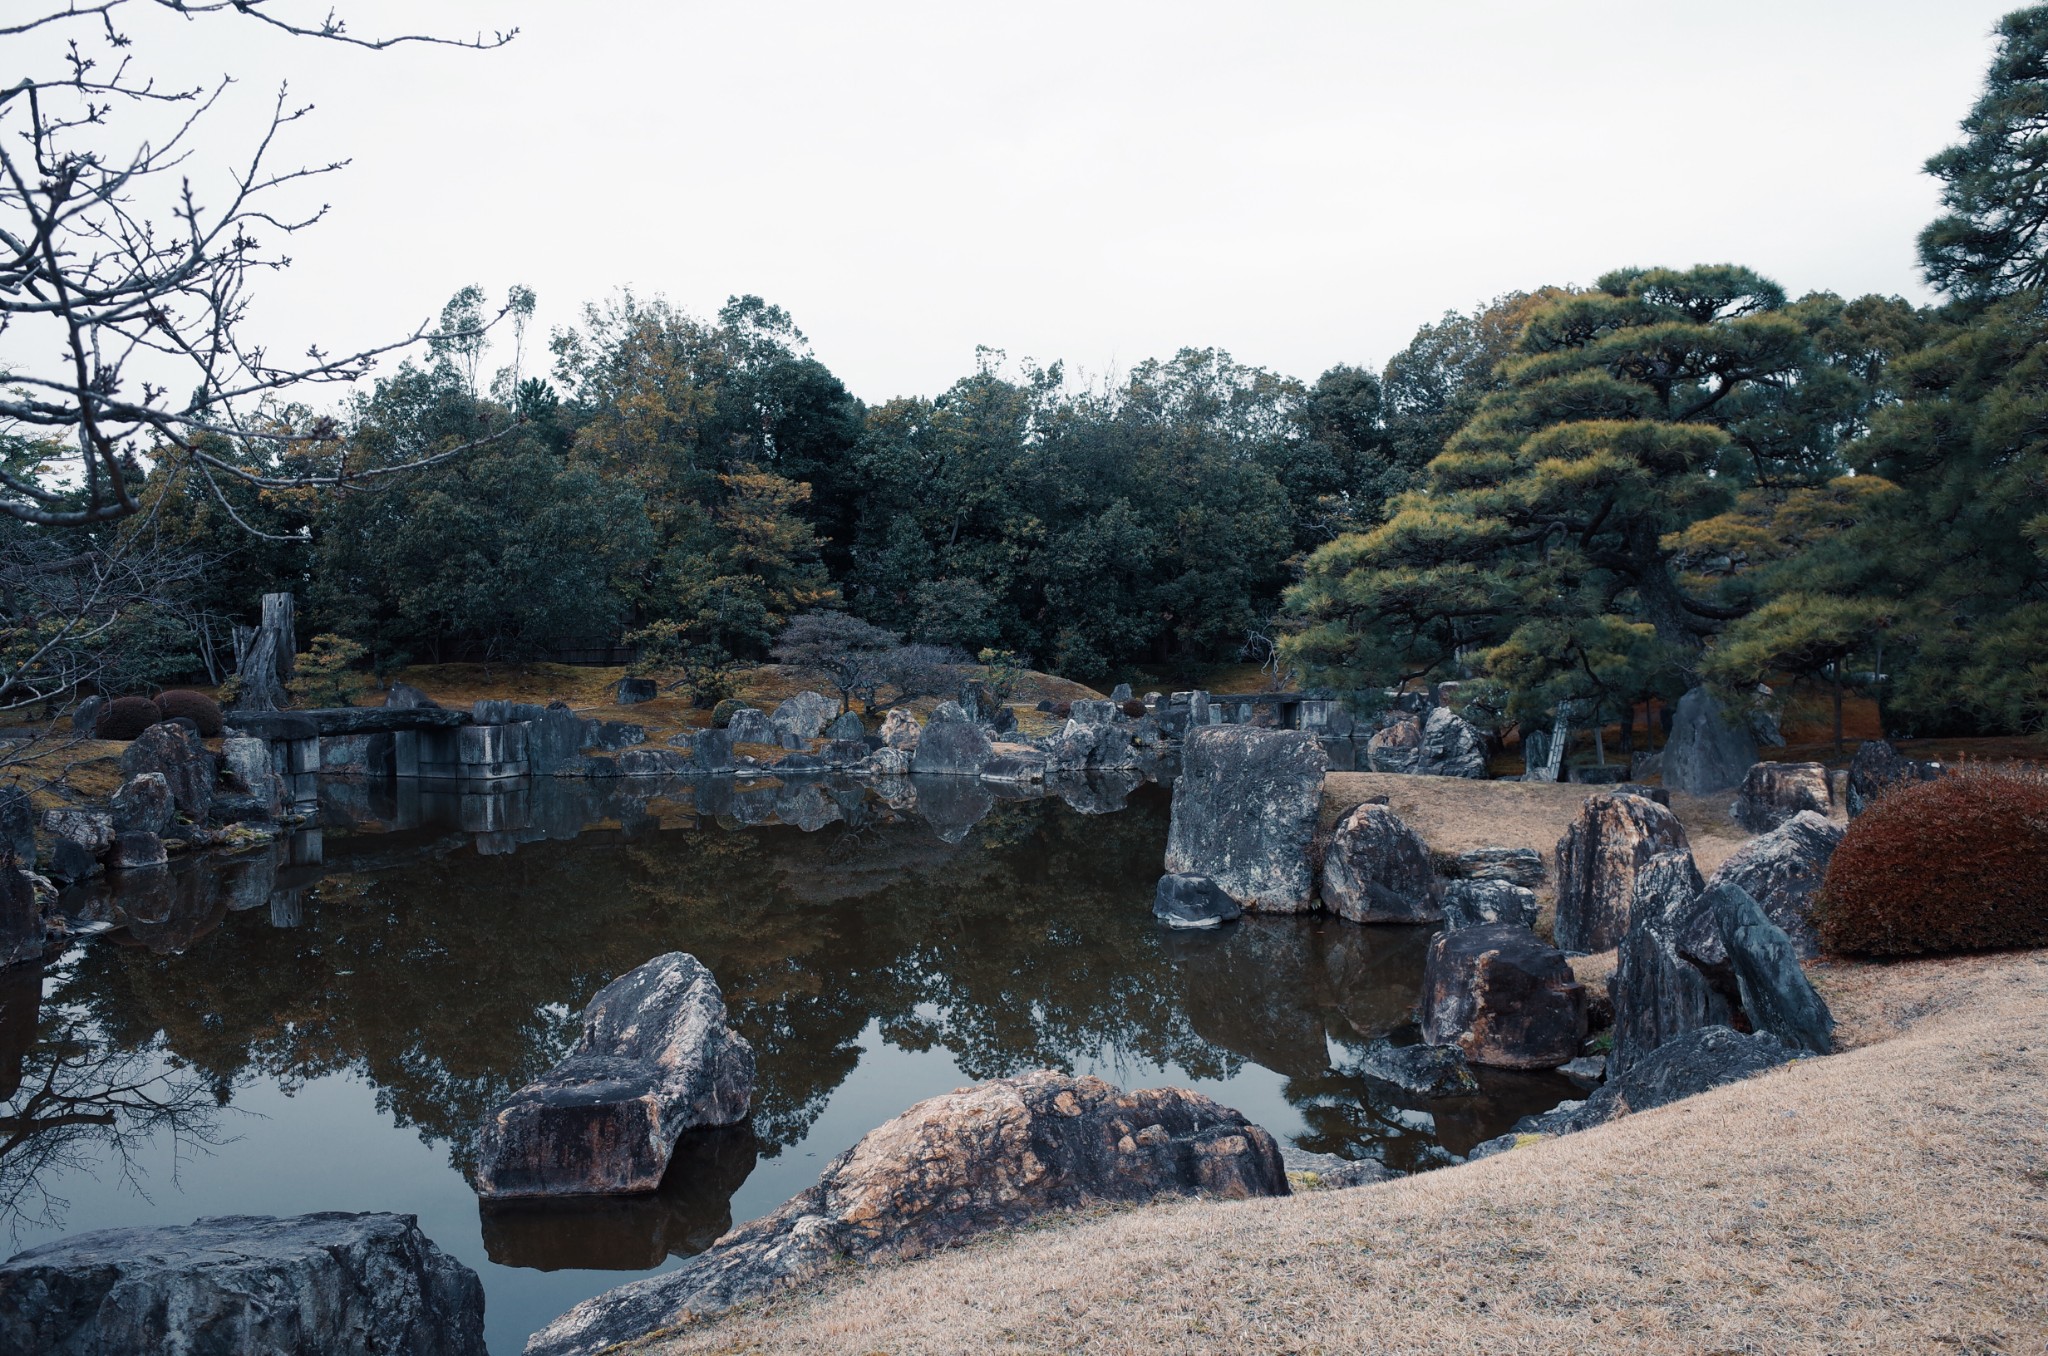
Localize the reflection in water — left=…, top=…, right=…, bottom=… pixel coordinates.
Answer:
left=14, top=768, right=1577, bottom=1344
left=478, top=1125, right=759, bottom=1271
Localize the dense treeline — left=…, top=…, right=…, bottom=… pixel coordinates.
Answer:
left=15, top=6, right=2048, bottom=739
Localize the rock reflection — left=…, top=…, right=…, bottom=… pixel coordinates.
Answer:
left=478, top=1125, right=759, bottom=1271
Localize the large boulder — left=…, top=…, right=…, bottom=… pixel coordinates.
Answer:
left=42, top=807, right=114, bottom=858
left=0, top=1211, right=486, bottom=1356
left=614, top=677, right=658, bottom=706
left=1845, top=739, right=1942, bottom=817
left=216, top=736, right=286, bottom=821
left=1163, top=728, right=1327, bottom=913
left=476, top=953, right=755, bottom=1198
left=824, top=710, right=865, bottom=742
left=1364, top=718, right=1421, bottom=775
left=724, top=707, right=774, bottom=744
left=1419, top=923, right=1587, bottom=1070
left=526, top=1072, right=1286, bottom=1356
left=1578, top=1026, right=1797, bottom=1125
left=1609, top=849, right=1728, bottom=1078
left=1554, top=791, right=1691, bottom=952
left=119, top=721, right=215, bottom=822
left=109, top=773, right=174, bottom=836
left=878, top=707, right=921, bottom=751
left=1662, top=685, right=1758, bottom=794
left=1452, top=846, right=1545, bottom=887
left=1705, top=880, right=1834, bottom=1055
left=1417, top=707, right=1488, bottom=778
left=1152, top=873, right=1242, bottom=929
left=1440, top=878, right=1539, bottom=931
left=1731, top=761, right=1831, bottom=833
left=1318, top=803, right=1438, bottom=922
left=1703, top=810, right=1841, bottom=959
left=910, top=701, right=993, bottom=777
left=770, top=691, right=835, bottom=741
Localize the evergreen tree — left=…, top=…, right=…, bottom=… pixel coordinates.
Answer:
left=1920, top=6, right=2048, bottom=301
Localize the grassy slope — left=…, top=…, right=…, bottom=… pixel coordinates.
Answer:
left=641, top=949, right=2048, bottom=1356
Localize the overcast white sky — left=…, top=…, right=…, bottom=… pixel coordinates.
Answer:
left=50, top=0, right=2029, bottom=403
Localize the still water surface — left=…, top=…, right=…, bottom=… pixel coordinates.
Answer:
left=5, top=772, right=1572, bottom=1353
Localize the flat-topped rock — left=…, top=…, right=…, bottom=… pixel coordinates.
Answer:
left=1164, top=727, right=1327, bottom=913
left=526, top=1071, right=1286, bottom=1356
left=0, top=1211, right=485, bottom=1356
left=475, top=953, right=754, bottom=1198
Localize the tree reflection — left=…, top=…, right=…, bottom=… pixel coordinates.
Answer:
left=0, top=966, right=226, bottom=1243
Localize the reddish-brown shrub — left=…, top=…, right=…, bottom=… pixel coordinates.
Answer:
left=93, top=695, right=163, bottom=741
left=1815, top=764, right=2048, bottom=956
left=1121, top=698, right=1147, bottom=718
left=1051, top=701, right=1073, bottom=719
left=155, top=689, right=223, bottom=737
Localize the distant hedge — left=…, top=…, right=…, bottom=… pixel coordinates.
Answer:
left=94, top=695, right=163, bottom=741
left=1815, top=765, right=2048, bottom=955
left=156, top=689, right=224, bottom=737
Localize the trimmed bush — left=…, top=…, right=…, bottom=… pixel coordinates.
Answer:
left=1051, top=701, right=1073, bottom=719
left=1814, top=764, right=2048, bottom=956
left=94, top=695, right=163, bottom=741
left=155, top=689, right=224, bottom=737
left=1121, top=698, right=1147, bottom=718
left=711, top=698, right=747, bottom=730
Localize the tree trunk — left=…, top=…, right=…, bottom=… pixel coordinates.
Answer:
left=1833, top=665, right=1845, bottom=760
left=261, top=593, right=297, bottom=681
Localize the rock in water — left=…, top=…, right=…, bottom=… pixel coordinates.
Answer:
left=1453, top=846, right=1545, bottom=887
left=1662, top=686, right=1758, bottom=795
left=1319, top=802, right=1438, bottom=922
left=109, top=773, right=174, bottom=836
left=1419, top=923, right=1586, bottom=1070
left=475, top=953, right=754, bottom=1198
left=1554, top=791, right=1692, bottom=952
left=1365, top=718, right=1422, bottom=774
left=1703, top=811, right=1841, bottom=959
left=1706, top=881, right=1833, bottom=1055
left=1352, top=1038, right=1479, bottom=1097
left=878, top=707, right=921, bottom=750
left=525, top=1072, right=1287, bottom=1356
left=1440, top=878, right=1539, bottom=931
left=107, top=829, right=168, bottom=870
left=910, top=701, right=993, bottom=776
left=1845, top=739, right=1942, bottom=817
left=1163, top=727, right=1327, bottom=913
left=0, top=1211, right=486, bottom=1356
left=1418, top=706, right=1488, bottom=778
left=1152, top=873, right=1242, bottom=929
left=118, top=721, right=216, bottom=822
left=770, top=691, right=835, bottom=740
left=1609, top=849, right=1729, bottom=1078
left=1731, top=761, right=1831, bottom=833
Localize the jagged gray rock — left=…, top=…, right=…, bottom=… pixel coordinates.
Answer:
left=1706, top=881, right=1834, bottom=1055
left=525, top=1072, right=1286, bottom=1356
left=1453, top=846, right=1545, bottom=887
left=824, top=710, right=866, bottom=741
left=1554, top=791, right=1692, bottom=952
left=118, top=721, right=215, bottom=822
left=109, top=773, right=174, bottom=836
left=1163, top=727, right=1327, bottom=912
left=0, top=1212, right=486, bottom=1356
left=1609, top=849, right=1728, bottom=1078
left=1845, top=739, right=1942, bottom=817
left=1663, top=686, right=1758, bottom=794
left=1364, top=717, right=1422, bottom=774
left=910, top=701, right=993, bottom=777
left=475, top=953, right=754, bottom=1198
left=1353, top=1037, right=1479, bottom=1097
left=1703, top=811, right=1841, bottom=960
left=1320, top=802, right=1438, bottom=922
left=1418, top=706, right=1488, bottom=778
left=1731, top=761, right=1831, bottom=833
left=1440, top=878, right=1539, bottom=931
left=771, top=691, right=835, bottom=741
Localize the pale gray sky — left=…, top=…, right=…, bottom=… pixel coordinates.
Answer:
left=69, top=1, right=2030, bottom=401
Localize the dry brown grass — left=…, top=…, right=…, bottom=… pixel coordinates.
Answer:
left=1323, top=773, right=1755, bottom=881
left=637, top=949, right=2048, bottom=1356
left=2, top=738, right=128, bottom=813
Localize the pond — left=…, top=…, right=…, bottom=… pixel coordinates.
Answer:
left=4, top=770, right=1576, bottom=1354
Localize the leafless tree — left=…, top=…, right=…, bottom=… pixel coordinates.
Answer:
left=0, top=1, right=518, bottom=530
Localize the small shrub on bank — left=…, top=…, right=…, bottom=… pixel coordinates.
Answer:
left=1815, top=764, right=2048, bottom=956
left=1121, top=698, right=1147, bottom=718
left=155, top=689, right=224, bottom=736
left=94, top=695, right=163, bottom=740
left=711, top=698, right=746, bottom=729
